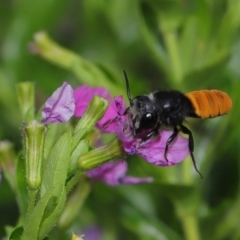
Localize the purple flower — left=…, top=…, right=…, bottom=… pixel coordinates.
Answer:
left=42, top=82, right=75, bottom=124
left=86, top=160, right=153, bottom=186
left=73, top=85, right=126, bottom=132
left=114, top=97, right=190, bottom=166
left=74, top=85, right=111, bottom=117
left=73, top=85, right=190, bottom=166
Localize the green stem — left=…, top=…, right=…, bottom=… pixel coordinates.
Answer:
left=182, top=156, right=193, bottom=184
left=25, top=189, right=38, bottom=223
left=163, top=31, right=183, bottom=83
left=181, top=214, right=201, bottom=240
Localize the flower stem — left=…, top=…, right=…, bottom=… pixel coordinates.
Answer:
left=25, top=189, right=37, bottom=223
left=181, top=214, right=201, bottom=240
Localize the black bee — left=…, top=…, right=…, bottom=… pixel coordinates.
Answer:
left=123, top=71, right=232, bottom=177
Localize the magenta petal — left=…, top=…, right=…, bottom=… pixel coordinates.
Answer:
left=42, top=82, right=75, bottom=124
left=136, top=131, right=190, bottom=166
left=86, top=161, right=127, bottom=186
left=96, top=96, right=126, bottom=132
left=74, top=85, right=111, bottom=117
left=86, top=160, right=152, bottom=186
left=115, top=105, right=190, bottom=166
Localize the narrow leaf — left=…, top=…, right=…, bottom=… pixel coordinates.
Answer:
left=38, top=187, right=67, bottom=239
left=41, top=130, right=72, bottom=196
left=9, top=226, right=24, bottom=240
left=21, top=186, right=62, bottom=240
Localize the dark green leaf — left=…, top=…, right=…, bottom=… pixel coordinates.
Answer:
left=9, top=226, right=24, bottom=240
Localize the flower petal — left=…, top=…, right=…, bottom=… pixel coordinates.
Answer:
left=74, top=85, right=111, bottom=117
left=42, top=82, right=75, bottom=124
left=86, top=160, right=152, bottom=186
left=96, top=96, right=126, bottom=132
left=136, top=131, right=190, bottom=166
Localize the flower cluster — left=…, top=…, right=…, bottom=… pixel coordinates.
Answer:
left=42, top=82, right=190, bottom=185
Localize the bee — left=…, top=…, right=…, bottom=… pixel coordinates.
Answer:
left=123, top=71, right=232, bottom=177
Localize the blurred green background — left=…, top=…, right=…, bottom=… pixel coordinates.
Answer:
left=1, top=0, right=240, bottom=239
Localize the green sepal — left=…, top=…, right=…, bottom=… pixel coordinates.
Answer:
left=74, top=95, right=108, bottom=134
left=78, top=137, right=124, bottom=170
left=24, top=121, right=45, bottom=189
left=16, top=82, right=35, bottom=122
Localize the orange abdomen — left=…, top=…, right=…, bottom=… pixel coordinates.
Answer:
left=185, top=90, right=232, bottom=118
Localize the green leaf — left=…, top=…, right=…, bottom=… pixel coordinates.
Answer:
left=9, top=226, right=24, bottom=240
left=41, top=130, right=72, bottom=197
left=38, top=187, right=67, bottom=240
left=21, top=186, right=64, bottom=240
left=43, top=123, right=70, bottom=161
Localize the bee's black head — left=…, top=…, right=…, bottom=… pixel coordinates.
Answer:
left=127, top=96, right=158, bottom=136
left=123, top=70, right=159, bottom=136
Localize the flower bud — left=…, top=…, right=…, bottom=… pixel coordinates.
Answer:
left=78, top=137, right=124, bottom=170
left=24, top=120, right=45, bottom=189
left=74, top=95, right=108, bottom=136
left=16, top=82, right=35, bottom=122
left=0, top=141, right=16, bottom=190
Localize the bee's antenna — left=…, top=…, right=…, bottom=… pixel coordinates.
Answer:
left=123, top=70, right=132, bottom=103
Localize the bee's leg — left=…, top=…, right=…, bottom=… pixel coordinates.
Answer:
left=164, top=127, right=179, bottom=162
left=138, top=121, right=160, bottom=143
left=140, top=128, right=159, bottom=143
left=180, top=125, right=203, bottom=178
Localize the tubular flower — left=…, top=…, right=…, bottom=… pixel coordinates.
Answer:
left=73, top=85, right=125, bottom=132
left=42, top=82, right=75, bottom=124
left=43, top=83, right=190, bottom=168
left=86, top=160, right=153, bottom=186
left=113, top=96, right=190, bottom=166
left=73, top=85, right=190, bottom=166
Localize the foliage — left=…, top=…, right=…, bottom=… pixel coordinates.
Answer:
left=1, top=0, right=240, bottom=239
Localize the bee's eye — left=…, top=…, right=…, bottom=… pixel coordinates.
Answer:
left=140, top=113, right=157, bottom=129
